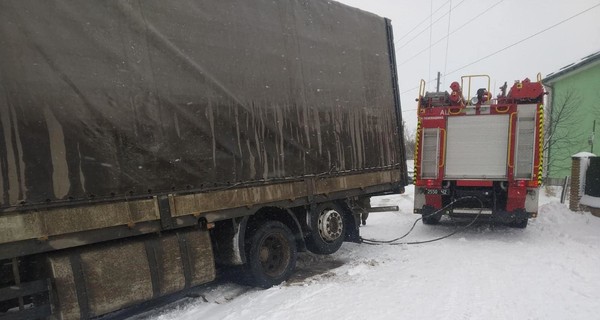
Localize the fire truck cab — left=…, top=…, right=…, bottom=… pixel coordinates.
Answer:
left=413, top=75, right=545, bottom=228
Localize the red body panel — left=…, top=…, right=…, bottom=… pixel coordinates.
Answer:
left=456, top=180, right=493, bottom=187
left=506, top=185, right=527, bottom=212
left=507, top=78, right=544, bottom=101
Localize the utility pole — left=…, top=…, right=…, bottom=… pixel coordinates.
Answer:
left=436, top=71, right=441, bottom=93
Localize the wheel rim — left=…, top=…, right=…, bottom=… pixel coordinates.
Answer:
left=317, top=209, right=343, bottom=242
left=259, top=233, right=291, bottom=278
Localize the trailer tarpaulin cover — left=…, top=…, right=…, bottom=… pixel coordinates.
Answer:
left=0, top=0, right=402, bottom=209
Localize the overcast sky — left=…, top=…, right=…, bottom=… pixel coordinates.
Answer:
left=335, top=0, right=600, bottom=132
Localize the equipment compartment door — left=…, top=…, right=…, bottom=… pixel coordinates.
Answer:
left=514, top=104, right=537, bottom=179
left=421, top=128, right=441, bottom=179
left=445, top=115, right=510, bottom=179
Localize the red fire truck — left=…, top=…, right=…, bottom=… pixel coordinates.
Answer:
left=413, top=75, right=545, bottom=228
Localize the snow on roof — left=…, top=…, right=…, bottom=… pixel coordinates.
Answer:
left=544, top=51, right=600, bottom=84
left=572, top=152, right=597, bottom=158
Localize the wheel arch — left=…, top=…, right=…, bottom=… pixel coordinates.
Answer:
left=211, top=206, right=306, bottom=267
left=246, top=207, right=306, bottom=254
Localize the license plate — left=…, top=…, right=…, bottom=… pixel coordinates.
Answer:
left=425, top=188, right=450, bottom=195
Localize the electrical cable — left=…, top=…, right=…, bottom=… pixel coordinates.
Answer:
left=428, top=0, right=433, bottom=90
left=398, top=0, right=504, bottom=67
left=360, top=196, right=484, bottom=245
left=399, top=2, right=600, bottom=95
left=396, top=0, right=451, bottom=43
left=401, top=83, right=428, bottom=95
left=445, top=2, right=600, bottom=76
left=442, top=0, right=453, bottom=84
left=397, top=0, right=468, bottom=50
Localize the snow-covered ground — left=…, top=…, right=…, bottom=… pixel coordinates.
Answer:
left=131, top=186, right=600, bottom=320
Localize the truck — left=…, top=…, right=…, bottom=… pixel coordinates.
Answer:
left=413, top=75, right=545, bottom=228
left=0, top=1, right=408, bottom=319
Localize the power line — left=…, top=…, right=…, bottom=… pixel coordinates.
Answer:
left=443, top=0, right=453, bottom=84
left=401, top=74, right=439, bottom=95
left=428, top=0, right=433, bottom=90
left=398, top=0, right=504, bottom=67
left=402, top=83, right=428, bottom=95
left=445, top=2, right=600, bottom=76
left=396, top=0, right=451, bottom=42
left=400, top=2, right=600, bottom=94
left=399, top=6, right=448, bottom=50
left=397, top=0, right=468, bottom=50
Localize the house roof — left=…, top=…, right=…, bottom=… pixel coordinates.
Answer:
left=544, top=51, right=600, bottom=84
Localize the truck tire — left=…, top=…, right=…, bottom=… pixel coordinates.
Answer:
left=245, top=221, right=297, bottom=288
left=305, top=203, right=346, bottom=255
left=421, top=205, right=442, bottom=225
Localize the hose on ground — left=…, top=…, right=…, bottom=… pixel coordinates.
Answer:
left=360, top=196, right=484, bottom=246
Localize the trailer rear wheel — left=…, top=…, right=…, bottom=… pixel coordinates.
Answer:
left=306, top=203, right=346, bottom=254
left=421, top=205, right=442, bottom=225
left=246, top=221, right=297, bottom=288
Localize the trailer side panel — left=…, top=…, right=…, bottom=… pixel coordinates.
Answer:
left=0, top=0, right=403, bottom=210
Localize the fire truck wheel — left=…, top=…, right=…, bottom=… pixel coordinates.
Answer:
left=509, top=218, right=528, bottom=229
left=245, top=221, right=297, bottom=288
left=305, top=203, right=346, bottom=255
left=421, top=205, right=442, bottom=225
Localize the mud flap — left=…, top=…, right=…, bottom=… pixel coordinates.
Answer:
left=344, top=211, right=361, bottom=243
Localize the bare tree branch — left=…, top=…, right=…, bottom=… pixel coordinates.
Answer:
left=403, top=121, right=416, bottom=160
left=544, top=88, right=584, bottom=177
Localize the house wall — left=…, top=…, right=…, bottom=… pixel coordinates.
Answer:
left=546, top=62, right=600, bottom=179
